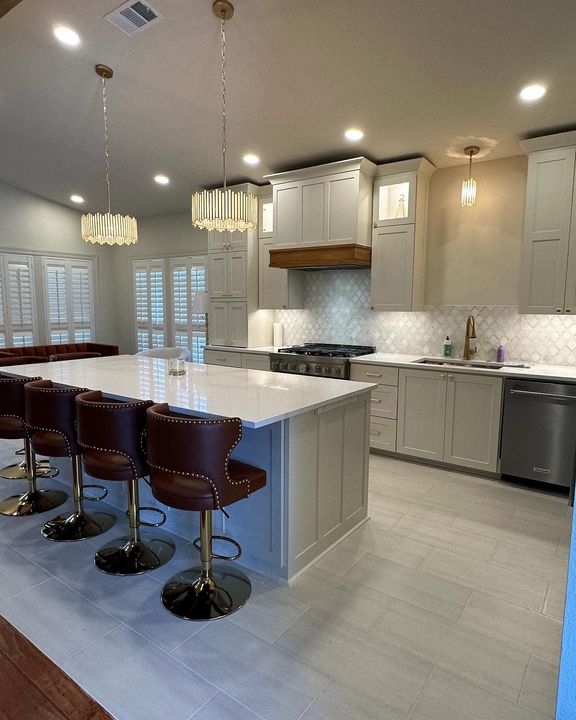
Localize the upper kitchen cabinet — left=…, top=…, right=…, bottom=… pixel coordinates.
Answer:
left=265, top=157, right=376, bottom=247
left=258, top=188, right=274, bottom=240
left=519, top=135, right=576, bottom=314
left=205, top=182, right=274, bottom=348
left=370, top=158, right=436, bottom=311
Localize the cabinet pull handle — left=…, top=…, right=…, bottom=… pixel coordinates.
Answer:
left=556, top=307, right=563, bottom=313
left=216, top=356, right=226, bottom=361
left=365, top=372, right=382, bottom=377
left=448, top=374, right=454, bottom=380
left=566, top=307, right=572, bottom=313
left=371, top=398, right=381, bottom=403
left=370, top=429, right=381, bottom=436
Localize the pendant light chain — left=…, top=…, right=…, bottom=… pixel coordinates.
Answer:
left=220, top=11, right=227, bottom=190
left=101, top=75, right=112, bottom=215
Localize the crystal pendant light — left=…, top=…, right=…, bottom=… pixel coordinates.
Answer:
left=191, top=1, right=258, bottom=233
left=461, top=146, right=479, bottom=207
left=81, top=64, right=138, bottom=246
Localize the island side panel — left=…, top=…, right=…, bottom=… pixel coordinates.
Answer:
left=287, top=391, right=370, bottom=579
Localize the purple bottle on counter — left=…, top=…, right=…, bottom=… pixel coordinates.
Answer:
left=496, top=344, right=506, bottom=363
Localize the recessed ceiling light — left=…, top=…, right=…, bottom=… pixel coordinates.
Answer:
left=519, top=84, right=546, bottom=102
left=344, top=128, right=364, bottom=142
left=243, top=153, right=260, bottom=165
left=70, top=194, right=84, bottom=204
left=154, top=174, right=170, bottom=185
left=53, top=25, right=81, bottom=47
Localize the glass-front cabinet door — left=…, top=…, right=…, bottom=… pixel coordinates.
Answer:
left=373, top=172, right=417, bottom=227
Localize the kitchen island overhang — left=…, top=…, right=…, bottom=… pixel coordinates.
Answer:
left=6, top=355, right=376, bottom=583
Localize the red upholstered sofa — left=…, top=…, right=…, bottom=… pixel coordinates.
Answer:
left=0, top=342, right=118, bottom=367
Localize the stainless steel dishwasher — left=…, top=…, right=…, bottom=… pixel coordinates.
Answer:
left=501, top=378, right=576, bottom=495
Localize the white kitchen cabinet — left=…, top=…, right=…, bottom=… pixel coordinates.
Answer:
left=208, top=251, right=247, bottom=298
left=369, top=417, right=397, bottom=452
left=258, top=240, right=304, bottom=309
left=208, top=253, right=228, bottom=298
left=208, top=301, right=247, bottom=347
left=266, top=157, right=376, bottom=247
left=208, top=230, right=247, bottom=252
left=396, top=368, right=503, bottom=472
left=350, top=362, right=399, bottom=452
left=520, top=146, right=576, bottom=314
left=370, top=158, right=435, bottom=312
left=241, top=352, right=270, bottom=371
left=204, top=349, right=270, bottom=370
left=258, top=192, right=274, bottom=239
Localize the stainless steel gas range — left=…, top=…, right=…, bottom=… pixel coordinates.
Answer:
left=269, top=343, right=376, bottom=380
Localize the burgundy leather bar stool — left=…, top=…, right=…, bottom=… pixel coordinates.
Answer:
left=0, top=375, right=67, bottom=517
left=24, top=380, right=116, bottom=541
left=75, top=391, right=175, bottom=575
left=146, top=404, right=266, bottom=621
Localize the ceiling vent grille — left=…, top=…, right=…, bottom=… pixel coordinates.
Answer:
left=105, top=1, right=163, bottom=36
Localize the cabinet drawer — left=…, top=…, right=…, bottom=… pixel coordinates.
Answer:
left=241, top=353, right=270, bottom=371
left=350, top=363, right=399, bottom=387
left=370, top=387, right=398, bottom=419
left=204, top=349, right=242, bottom=368
left=370, top=417, right=396, bottom=452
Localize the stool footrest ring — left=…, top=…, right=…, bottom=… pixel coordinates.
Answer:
left=81, top=484, right=108, bottom=502
left=131, top=506, right=167, bottom=527
left=193, top=534, right=242, bottom=561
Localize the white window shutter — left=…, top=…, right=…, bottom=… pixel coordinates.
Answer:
left=169, top=257, right=206, bottom=363
left=44, top=258, right=95, bottom=344
left=0, top=255, right=37, bottom=347
left=133, top=260, right=166, bottom=351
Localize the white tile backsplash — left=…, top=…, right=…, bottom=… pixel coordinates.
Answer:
left=275, top=269, right=576, bottom=365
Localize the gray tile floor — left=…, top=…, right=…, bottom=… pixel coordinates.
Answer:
left=0, top=440, right=570, bottom=720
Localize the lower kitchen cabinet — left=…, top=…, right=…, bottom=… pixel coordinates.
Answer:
left=350, top=362, right=399, bottom=452
left=204, top=349, right=270, bottom=370
left=397, top=368, right=503, bottom=472
left=208, top=301, right=247, bottom=347
left=369, top=417, right=397, bottom=452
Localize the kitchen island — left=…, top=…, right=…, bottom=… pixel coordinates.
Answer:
left=7, top=355, right=375, bottom=583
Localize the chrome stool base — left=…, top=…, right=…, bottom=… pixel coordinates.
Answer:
left=0, top=489, right=67, bottom=517
left=41, top=510, right=116, bottom=542
left=95, top=535, right=175, bottom=576
left=161, top=564, right=251, bottom=621
left=0, top=460, right=59, bottom=481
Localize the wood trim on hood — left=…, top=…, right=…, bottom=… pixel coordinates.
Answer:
left=269, top=244, right=371, bottom=270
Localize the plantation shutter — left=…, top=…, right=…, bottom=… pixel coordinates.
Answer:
left=0, top=255, right=36, bottom=347
left=44, top=258, right=95, bottom=343
left=133, top=259, right=166, bottom=351
left=169, top=257, right=206, bottom=362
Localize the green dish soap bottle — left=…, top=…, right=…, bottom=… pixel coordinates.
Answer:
left=443, top=336, right=452, bottom=358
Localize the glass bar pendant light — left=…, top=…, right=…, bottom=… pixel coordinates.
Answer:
left=461, top=146, right=479, bottom=207
left=81, top=64, right=138, bottom=246
left=191, top=1, right=258, bottom=233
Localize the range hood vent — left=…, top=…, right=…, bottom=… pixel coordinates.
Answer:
left=105, top=1, right=163, bottom=36
left=269, top=244, right=371, bottom=270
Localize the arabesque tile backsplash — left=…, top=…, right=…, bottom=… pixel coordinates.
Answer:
left=275, top=269, right=576, bottom=365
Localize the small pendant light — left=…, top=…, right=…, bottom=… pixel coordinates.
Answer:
left=191, top=1, right=258, bottom=233
left=461, top=146, right=479, bottom=207
left=81, top=64, right=138, bottom=246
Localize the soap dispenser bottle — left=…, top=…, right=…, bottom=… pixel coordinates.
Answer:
left=496, top=344, right=506, bottom=363
left=443, top=336, right=452, bottom=358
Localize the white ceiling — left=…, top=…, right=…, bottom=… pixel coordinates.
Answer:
left=1, top=0, right=575, bottom=217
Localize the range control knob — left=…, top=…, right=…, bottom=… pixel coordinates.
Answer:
left=314, top=364, right=322, bottom=374
left=298, top=363, right=308, bottom=373
left=288, top=361, right=296, bottom=370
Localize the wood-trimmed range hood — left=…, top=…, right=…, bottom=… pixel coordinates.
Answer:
left=269, top=243, right=371, bottom=270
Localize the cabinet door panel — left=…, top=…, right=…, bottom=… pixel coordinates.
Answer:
left=274, top=183, right=301, bottom=245
left=371, top=225, right=415, bottom=311
left=370, top=417, right=397, bottom=452
left=208, top=253, right=228, bottom=298
left=444, top=374, right=502, bottom=472
left=397, top=369, right=446, bottom=461
left=208, top=302, right=228, bottom=346
left=228, top=231, right=247, bottom=251
left=370, top=386, right=398, bottom=419
left=208, top=231, right=227, bottom=252
left=259, top=241, right=288, bottom=308
left=228, top=301, right=247, bottom=347
left=521, top=148, right=576, bottom=313
left=326, top=173, right=357, bottom=242
left=228, top=251, right=247, bottom=297
left=258, top=197, right=274, bottom=239
left=318, top=406, right=344, bottom=539
left=302, top=180, right=325, bottom=245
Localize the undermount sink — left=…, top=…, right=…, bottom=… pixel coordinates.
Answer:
left=413, top=357, right=505, bottom=370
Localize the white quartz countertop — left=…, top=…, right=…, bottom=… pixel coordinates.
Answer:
left=6, top=355, right=375, bottom=429
left=350, top=352, right=576, bottom=382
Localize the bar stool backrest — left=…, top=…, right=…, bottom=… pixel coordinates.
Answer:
left=75, top=390, right=153, bottom=479
left=0, top=375, right=41, bottom=422
left=146, top=403, right=243, bottom=507
left=24, top=380, right=88, bottom=457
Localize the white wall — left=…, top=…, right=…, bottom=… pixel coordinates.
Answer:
left=0, top=180, right=117, bottom=345
left=112, top=211, right=208, bottom=353
left=425, top=155, right=527, bottom=306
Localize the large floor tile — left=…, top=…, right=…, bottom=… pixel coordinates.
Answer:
left=411, top=667, right=547, bottom=720
left=192, top=692, right=264, bottom=719
left=275, top=607, right=432, bottom=717
left=344, top=552, right=472, bottom=621
left=0, top=577, right=120, bottom=663
left=368, top=491, right=456, bottom=528
left=313, top=542, right=366, bottom=577
left=62, top=625, right=216, bottom=720
left=90, top=573, right=205, bottom=652
left=459, top=592, right=563, bottom=665
left=370, top=599, right=529, bottom=701
left=491, top=541, right=568, bottom=584
left=452, top=516, right=560, bottom=556
left=391, top=514, right=498, bottom=559
left=421, top=548, right=548, bottom=611
left=300, top=677, right=410, bottom=720
left=172, top=620, right=330, bottom=720
left=0, top=542, right=50, bottom=600
left=543, top=580, right=567, bottom=621
left=519, top=656, right=559, bottom=719
left=338, top=523, right=433, bottom=569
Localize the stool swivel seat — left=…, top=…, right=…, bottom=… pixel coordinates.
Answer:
left=24, top=380, right=116, bottom=541
left=75, top=391, right=175, bottom=575
left=0, top=375, right=67, bottom=517
left=146, top=404, right=266, bottom=621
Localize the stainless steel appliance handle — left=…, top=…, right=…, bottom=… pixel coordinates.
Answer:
left=510, top=389, right=576, bottom=400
